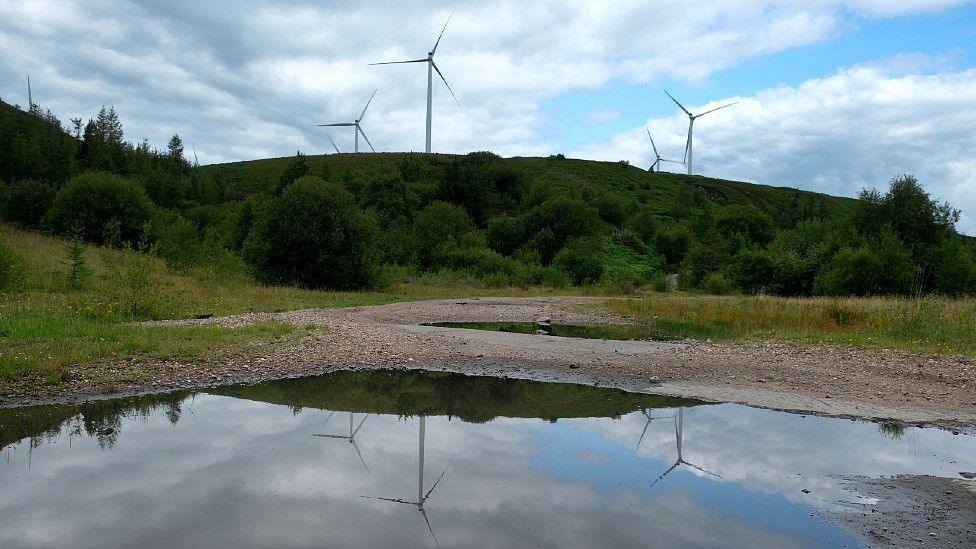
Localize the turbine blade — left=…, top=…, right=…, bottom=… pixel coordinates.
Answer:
left=431, top=61, right=461, bottom=110
left=352, top=414, right=370, bottom=437
left=351, top=440, right=370, bottom=473
left=431, top=4, right=458, bottom=55
left=684, top=123, right=692, bottom=163
left=664, top=89, right=692, bottom=116
left=359, top=89, right=378, bottom=121
left=660, top=158, right=684, bottom=164
left=683, top=460, right=724, bottom=479
left=696, top=101, right=738, bottom=118
left=424, top=458, right=454, bottom=499
left=313, top=434, right=348, bottom=439
left=318, top=123, right=355, bottom=127
left=323, top=410, right=336, bottom=425
left=420, top=507, right=439, bottom=546
left=646, top=128, right=659, bottom=157
left=327, top=134, right=341, bottom=154
left=649, top=461, right=680, bottom=490
left=369, top=58, right=429, bottom=66
left=635, top=419, right=652, bottom=450
left=358, top=126, right=376, bottom=152
left=363, top=496, right=414, bottom=505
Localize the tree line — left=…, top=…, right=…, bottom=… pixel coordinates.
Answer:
left=1, top=100, right=973, bottom=296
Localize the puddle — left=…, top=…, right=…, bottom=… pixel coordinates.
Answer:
left=1, top=369, right=974, bottom=548
left=421, top=321, right=689, bottom=341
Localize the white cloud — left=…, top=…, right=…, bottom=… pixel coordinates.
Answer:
left=0, top=1, right=973, bottom=232
left=570, top=65, right=976, bottom=235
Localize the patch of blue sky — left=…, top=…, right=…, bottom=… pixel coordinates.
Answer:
left=543, top=3, right=976, bottom=150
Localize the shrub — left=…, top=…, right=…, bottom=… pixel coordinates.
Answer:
left=591, top=194, right=631, bottom=227
left=412, top=201, right=476, bottom=267
left=486, top=215, right=525, bottom=256
left=625, top=208, right=658, bottom=245
left=1, top=179, right=56, bottom=227
left=242, top=176, right=380, bottom=289
left=929, top=239, right=976, bottom=295
left=553, top=237, right=604, bottom=285
left=103, top=246, right=160, bottom=319
left=701, top=272, right=735, bottom=295
left=655, top=226, right=693, bottom=265
left=145, top=211, right=207, bottom=269
left=43, top=172, right=153, bottom=245
left=728, top=248, right=775, bottom=294
left=528, top=196, right=602, bottom=263
left=715, top=204, right=776, bottom=246
left=812, top=240, right=913, bottom=297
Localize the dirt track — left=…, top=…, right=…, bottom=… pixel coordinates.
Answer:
left=3, top=297, right=975, bottom=430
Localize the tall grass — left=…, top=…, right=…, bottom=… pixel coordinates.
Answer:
left=603, top=294, right=976, bottom=356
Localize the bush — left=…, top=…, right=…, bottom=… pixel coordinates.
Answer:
left=145, top=211, right=207, bottom=269
left=1, top=179, right=56, bottom=227
left=553, top=237, right=604, bottom=285
left=486, top=215, right=525, bottom=256
left=43, top=172, right=153, bottom=245
left=242, top=176, right=380, bottom=289
left=529, top=196, right=602, bottom=263
left=625, top=208, right=658, bottom=245
left=715, top=204, right=776, bottom=246
left=813, top=236, right=913, bottom=296
left=701, top=272, right=735, bottom=295
left=929, top=239, right=976, bottom=295
left=728, top=248, right=775, bottom=294
left=655, top=226, right=693, bottom=265
left=591, top=194, right=631, bottom=227
left=412, top=201, right=476, bottom=267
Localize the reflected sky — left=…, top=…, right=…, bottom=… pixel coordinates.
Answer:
left=1, top=370, right=973, bottom=548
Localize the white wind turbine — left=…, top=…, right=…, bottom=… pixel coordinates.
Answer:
left=370, top=6, right=461, bottom=153
left=318, top=89, right=378, bottom=153
left=314, top=411, right=371, bottom=472
left=363, top=416, right=452, bottom=545
left=646, top=129, right=684, bottom=173
left=664, top=90, right=737, bottom=176
left=648, top=408, right=722, bottom=490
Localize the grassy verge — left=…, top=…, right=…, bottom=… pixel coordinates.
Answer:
left=0, top=224, right=579, bottom=384
left=602, top=295, right=976, bottom=357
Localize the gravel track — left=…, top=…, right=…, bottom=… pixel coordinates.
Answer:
left=2, top=296, right=975, bottom=431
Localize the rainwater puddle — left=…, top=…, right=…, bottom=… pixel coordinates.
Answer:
left=1, top=369, right=973, bottom=548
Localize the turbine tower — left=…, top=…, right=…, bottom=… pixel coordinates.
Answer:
left=646, top=129, right=683, bottom=173
left=318, top=89, right=378, bottom=153
left=27, top=74, right=33, bottom=113
left=664, top=90, right=737, bottom=176
left=370, top=6, right=461, bottom=153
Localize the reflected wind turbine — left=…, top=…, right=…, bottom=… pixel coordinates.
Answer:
left=635, top=408, right=676, bottom=451
left=649, top=408, right=722, bottom=489
left=369, top=6, right=461, bottom=153
left=314, top=411, right=371, bottom=472
left=363, top=416, right=452, bottom=546
left=318, top=89, right=378, bottom=153
left=646, top=129, right=683, bottom=173
left=664, top=90, right=737, bottom=175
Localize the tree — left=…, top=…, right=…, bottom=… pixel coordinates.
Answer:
left=554, top=237, right=604, bottom=285
left=242, top=176, right=379, bottom=289
left=275, top=151, right=309, bottom=194
left=0, top=179, right=55, bottom=227
left=167, top=134, right=184, bottom=161
left=411, top=201, right=476, bottom=267
left=43, top=172, right=153, bottom=245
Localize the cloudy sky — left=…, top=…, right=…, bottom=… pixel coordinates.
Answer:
left=1, top=1, right=975, bottom=233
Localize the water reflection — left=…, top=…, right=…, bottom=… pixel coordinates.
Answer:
left=0, top=369, right=973, bottom=548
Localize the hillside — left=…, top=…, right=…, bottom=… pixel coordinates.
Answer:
left=200, top=152, right=858, bottom=227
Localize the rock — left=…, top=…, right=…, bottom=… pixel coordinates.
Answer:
left=801, top=489, right=810, bottom=494
left=535, top=316, right=552, bottom=325
left=959, top=472, right=976, bottom=479
left=569, top=364, right=580, bottom=369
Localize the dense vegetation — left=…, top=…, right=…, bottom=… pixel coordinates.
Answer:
left=2, top=99, right=974, bottom=298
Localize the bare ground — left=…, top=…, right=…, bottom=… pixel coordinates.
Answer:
left=2, top=297, right=975, bottom=431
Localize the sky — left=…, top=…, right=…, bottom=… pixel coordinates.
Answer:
left=1, top=0, right=975, bottom=233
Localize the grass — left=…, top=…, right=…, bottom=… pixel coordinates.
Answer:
left=602, top=294, right=976, bottom=357
left=0, top=223, right=575, bottom=384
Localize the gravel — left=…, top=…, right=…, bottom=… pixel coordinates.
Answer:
left=2, top=296, right=975, bottom=431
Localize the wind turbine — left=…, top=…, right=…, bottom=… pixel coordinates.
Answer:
left=646, top=129, right=683, bottom=173
left=26, top=74, right=33, bottom=113
left=314, top=411, right=371, bottom=472
left=363, top=416, right=452, bottom=545
left=191, top=144, right=199, bottom=167
left=318, top=89, right=378, bottom=153
left=664, top=90, right=737, bottom=175
left=634, top=408, right=676, bottom=451
left=370, top=6, right=461, bottom=153
left=648, top=408, right=722, bottom=489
